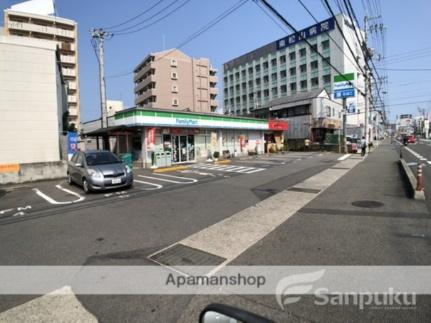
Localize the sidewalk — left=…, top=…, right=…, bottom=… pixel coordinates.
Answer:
left=178, top=142, right=431, bottom=322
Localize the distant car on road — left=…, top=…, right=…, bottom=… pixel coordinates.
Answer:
left=346, top=137, right=358, bottom=153
left=407, top=135, right=416, bottom=144
left=67, top=150, right=133, bottom=193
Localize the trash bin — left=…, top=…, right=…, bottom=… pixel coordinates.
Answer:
left=155, top=152, right=165, bottom=167
left=165, top=151, right=172, bottom=167
left=120, top=153, right=133, bottom=168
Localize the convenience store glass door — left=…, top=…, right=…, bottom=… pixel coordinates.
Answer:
left=172, top=135, right=194, bottom=163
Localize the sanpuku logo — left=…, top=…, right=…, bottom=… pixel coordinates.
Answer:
left=275, top=270, right=325, bottom=310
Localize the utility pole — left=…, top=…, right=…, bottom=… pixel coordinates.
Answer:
left=91, top=28, right=112, bottom=130
left=342, top=97, right=347, bottom=153
left=91, top=28, right=112, bottom=149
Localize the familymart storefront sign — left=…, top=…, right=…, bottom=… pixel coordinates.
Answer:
left=114, top=109, right=269, bottom=130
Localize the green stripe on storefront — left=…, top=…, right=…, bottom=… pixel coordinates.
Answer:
left=334, top=73, right=355, bottom=82
left=115, top=109, right=267, bottom=125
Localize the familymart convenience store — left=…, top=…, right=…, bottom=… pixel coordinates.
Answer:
left=104, top=108, right=286, bottom=168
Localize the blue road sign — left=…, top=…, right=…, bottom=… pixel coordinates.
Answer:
left=334, top=88, right=355, bottom=99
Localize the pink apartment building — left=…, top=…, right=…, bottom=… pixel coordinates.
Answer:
left=133, top=49, right=218, bottom=113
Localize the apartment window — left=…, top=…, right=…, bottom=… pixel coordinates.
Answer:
left=271, top=58, right=277, bottom=67
left=262, top=61, right=269, bottom=69
left=172, top=98, right=179, bottom=106
left=249, top=93, right=254, bottom=100
left=257, top=91, right=262, bottom=98
left=290, top=83, right=297, bottom=91
left=322, top=57, right=331, bottom=67
left=242, top=95, right=247, bottom=102
left=300, top=80, right=307, bottom=89
left=235, top=84, right=240, bottom=91
left=235, top=72, right=240, bottom=80
left=299, top=48, right=306, bottom=57
left=248, top=67, right=253, bottom=75
left=279, top=55, right=286, bottom=64
left=300, top=64, right=307, bottom=73
left=171, top=71, right=178, bottom=79
left=170, top=59, right=178, bottom=67
left=271, top=73, right=277, bottom=81
left=255, top=65, right=261, bottom=72
left=248, top=80, right=253, bottom=88
left=323, top=74, right=331, bottom=83
left=229, top=75, right=234, bottom=81
left=242, top=82, right=246, bottom=90
left=223, top=76, right=228, bottom=83
left=280, top=85, right=287, bottom=93
left=322, top=40, right=330, bottom=50
left=311, top=77, right=319, bottom=86
left=289, top=67, right=296, bottom=76
left=224, top=88, right=228, bottom=96
left=263, top=75, right=269, bottom=83
left=264, top=89, right=269, bottom=97
left=310, top=60, right=318, bottom=70
left=310, top=44, right=318, bottom=52
left=171, top=84, right=178, bottom=93
left=289, top=52, right=296, bottom=60
left=241, top=70, right=246, bottom=78
left=255, top=78, right=261, bottom=85
left=271, top=87, right=278, bottom=96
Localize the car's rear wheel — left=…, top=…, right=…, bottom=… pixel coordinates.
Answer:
left=67, top=173, right=73, bottom=185
left=82, top=178, right=90, bottom=194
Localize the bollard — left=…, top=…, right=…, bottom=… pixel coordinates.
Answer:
left=416, top=162, right=424, bottom=191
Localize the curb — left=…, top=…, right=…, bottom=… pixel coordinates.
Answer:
left=152, top=165, right=189, bottom=173
left=399, top=158, right=425, bottom=200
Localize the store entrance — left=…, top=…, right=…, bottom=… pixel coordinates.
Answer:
left=164, top=134, right=195, bottom=163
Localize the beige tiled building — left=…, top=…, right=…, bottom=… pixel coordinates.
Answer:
left=134, top=49, right=218, bottom=113
left=3, top=0, right=80, bottom=128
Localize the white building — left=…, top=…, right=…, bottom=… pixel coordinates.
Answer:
left=0, top=34, right=67, bottom=183
left=223, top=14, right=367, bottom=136
left=3, top=0, right=80, bottom=129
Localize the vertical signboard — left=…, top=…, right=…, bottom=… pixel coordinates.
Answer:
left=146, top=127, right=156, bottom=148
left=67, top=131, right=78, bottom=161
left=333, top=73, right=356, bottom=99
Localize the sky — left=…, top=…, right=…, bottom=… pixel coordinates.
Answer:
left=2, top=0, right=431, bottom=123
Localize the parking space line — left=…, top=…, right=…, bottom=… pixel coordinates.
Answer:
left=134, top=180, right=163, bottom=190
left=152, top=173, right=198, bottom=183
left=33, top=185, right=85, bottom=205
left=138, top=174, right=197, bottom=184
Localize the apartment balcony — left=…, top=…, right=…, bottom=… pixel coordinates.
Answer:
left=311, top=70, right=319, bottom=78
left=58, top=42, right=75, bottom=52
left=67, top=95, right=77, bottom=103
left=135, top=92, right=151, bottom=105
left=209, top=75, right=218, bottom=84
left=134, top=77, right=154, bottom=93
left=134, top=64, right=152, bottom=82
left=279, top=77, right=287, bottom=84
left=290, top=75, right=297, bottom=82
left=279, top=63, right=286, bottom=70
left=289, top=60, right=296, bottom=67
left=60, top=55, right=75, bottom=65
left=300, top=73, right=307, bottom=81
left=68, top=107, right=78, bottom=116
left=7, top=21, right=74, bottom=39
left=67, top=81, right=77, bottom=90
left=62, top=68, right=76, bottom=77
left=210, top=87, right=218, bottom=95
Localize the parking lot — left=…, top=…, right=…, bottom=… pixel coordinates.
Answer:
left=0, top=152, right=330, bottom=224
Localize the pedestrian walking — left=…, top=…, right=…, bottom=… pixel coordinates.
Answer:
left=361, top=136, right=367, bottom=156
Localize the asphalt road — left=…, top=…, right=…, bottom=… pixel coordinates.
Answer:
left=0, top=147, right=428, bottom=322
left=0, top=152, right=342, bottom=318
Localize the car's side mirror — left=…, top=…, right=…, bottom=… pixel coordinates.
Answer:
left=199, top=303, right=274, bottom=323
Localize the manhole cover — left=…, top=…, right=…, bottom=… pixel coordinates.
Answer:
left=149, top=244, right=226, bottom=267
left=351, top=200, right=384, bottom=208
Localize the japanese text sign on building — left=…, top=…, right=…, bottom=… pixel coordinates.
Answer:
left=333, top=73, right=356, bottom=99
left=276, top=18, right=335, bottom=50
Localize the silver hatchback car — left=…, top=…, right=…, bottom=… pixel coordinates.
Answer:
left=67, top=150, right=134, bottom=193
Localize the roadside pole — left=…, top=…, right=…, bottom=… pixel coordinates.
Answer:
left=343, top=97, right=347, bottom=153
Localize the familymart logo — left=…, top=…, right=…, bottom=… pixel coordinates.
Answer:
left=275, top=270, right=416, bottom=310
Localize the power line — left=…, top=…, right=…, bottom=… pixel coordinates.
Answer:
left=321, top=0, right=366, bottom=76
left=296, top=0, right=364, bottom=75
left=100, top=0, right=166, bottom=31
left=377, top=67, right=431, bottom=72
left=111, top=0, right=192, bottom=35
left=256, top=0, right=366, bottom=97
left=107, top=0, right=249, bottom=78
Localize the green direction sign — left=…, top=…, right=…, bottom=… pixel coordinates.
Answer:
left=333, top=73, right=355, bottom=99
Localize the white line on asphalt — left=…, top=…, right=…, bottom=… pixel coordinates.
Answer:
left=133, top=180, right=163, bottom=190
left=337, top=154, right=351, bottom=161
left=0, top=209, right=13, bottom=215
left=138, top=174, right=197, bottom=184
left=33, top=186, right=85, bottom=205
left=244, top=168, right=265, bottom=174
left=152, top=173, right=198, bottom=183
left=235, top=167, right=257, bottom=173
left=428, top=161, right=431, bottom=165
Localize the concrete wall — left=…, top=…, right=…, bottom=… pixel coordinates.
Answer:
left=0, top=161, right=67, bottom=185
left=0, top=35, right=61, bottom=165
